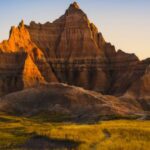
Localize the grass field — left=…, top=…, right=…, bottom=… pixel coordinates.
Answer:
left=0, top=112, right=149, bottom=150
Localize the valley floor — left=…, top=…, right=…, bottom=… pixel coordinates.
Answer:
left=0, top=112, right=149, bottom=150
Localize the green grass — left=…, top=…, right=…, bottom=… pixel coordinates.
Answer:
left=0, top=112, right=149, bottom=150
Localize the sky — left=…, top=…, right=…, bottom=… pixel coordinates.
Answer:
left=0, top=0, right=150, bottom=59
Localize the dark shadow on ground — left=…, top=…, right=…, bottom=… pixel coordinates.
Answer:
left=21, top=135, right=81, bottom=150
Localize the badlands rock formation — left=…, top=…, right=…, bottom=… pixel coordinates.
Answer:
left=0, top=2, right=149, bottom=113
left=27, top=2, right=109, bottom=93
left=26, top=2, right=150, bottom=98
left=0, top=20, right=57, bottom=95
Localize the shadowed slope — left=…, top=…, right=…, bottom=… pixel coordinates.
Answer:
left=0, top=83, right=142, bottom=122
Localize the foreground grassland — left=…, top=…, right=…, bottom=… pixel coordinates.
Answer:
left=0, top=113, right=150, bottom=150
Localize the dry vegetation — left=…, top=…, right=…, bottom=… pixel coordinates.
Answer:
left=0, top=112, right=149, bottom=150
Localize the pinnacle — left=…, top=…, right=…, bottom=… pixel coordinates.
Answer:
left=69, top=1, right=80, bottom=9
left=19, top=20, right=24, bottom=28
left=65, top=1, right=84, bottom=15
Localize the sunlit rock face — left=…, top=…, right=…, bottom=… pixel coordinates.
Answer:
left=0, top=2, right=149, bottom=100
left=0, top=21, right=58, bottom=96
left=0, top=51, right=47, bottom=96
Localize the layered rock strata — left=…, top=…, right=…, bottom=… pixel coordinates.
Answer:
left=0, top=2, right=149, bottom=106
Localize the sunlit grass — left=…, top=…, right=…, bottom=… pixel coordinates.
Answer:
left=0, top=112, right=149, bottom=149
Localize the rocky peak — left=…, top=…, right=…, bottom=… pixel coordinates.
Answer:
left=65, top=1, right=85, bottom=16
left=0, top=20, right=32, bottom=52
left=19, top=20, right=25, bottom=28
left=116, top=49, right=139, bottom=61
left=68, top=2, right=80, bottom=10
